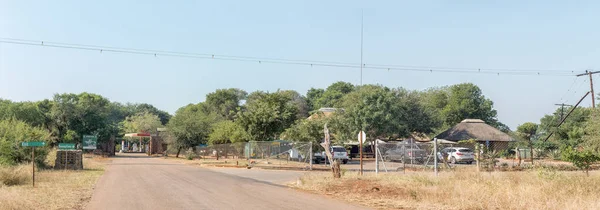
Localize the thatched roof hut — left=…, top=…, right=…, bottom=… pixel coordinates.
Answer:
left=434, top=119, right=514, bottom=151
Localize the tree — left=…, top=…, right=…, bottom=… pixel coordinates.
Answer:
left=538, top=107, right=591, bottom=149
left=208, top=120, right=250, bottom=145
left=167, top=103, right=220, bottom=157
left=278, top=90, right=309, bottom=119
left=237, top=91, right=298, bottom=141
left=122, top=111, right=163, bottom=134
left=125, top=103, right=172, bottom=125
left=0, top=119, right=51, bottom=165
left=562, top=147, right=600, bottom=176
left=281, top=118, right=326, bottom=145
left=516, top=122, right=538, bottom=164
left=582, top=109, right=600, bottom=152
left=48, top=93, right=113, bottom=144
left=314, top=81, right=355, bottom=108
left=441, top=83, right=498, bottom=127
left=205, top=88, right=247, bottom=120
left=306, top=88, right=324, bottom=111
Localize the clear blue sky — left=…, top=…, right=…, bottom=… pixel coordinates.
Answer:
left=1, top=1, right=599, bottom=130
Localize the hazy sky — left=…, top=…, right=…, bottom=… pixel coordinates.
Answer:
left=1, top=1, right=599, bottom=130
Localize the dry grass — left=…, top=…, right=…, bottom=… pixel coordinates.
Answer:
left=0, top=157, right=108, bottom=210
left=296, top=169, right=600, bottom=210
left=0, top=165, right=30, bottom=186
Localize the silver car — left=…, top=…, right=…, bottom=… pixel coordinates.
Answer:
left=441, top=147, right=474, bottom=164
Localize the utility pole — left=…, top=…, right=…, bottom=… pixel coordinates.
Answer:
left=554, top=103, right=573, bottom=122
left=360, top=10, right=364, bottom=86
left=576, top=70, right=600, bottom=108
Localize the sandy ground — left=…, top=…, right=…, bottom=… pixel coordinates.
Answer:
left=86, top=153, right=368, bottom=210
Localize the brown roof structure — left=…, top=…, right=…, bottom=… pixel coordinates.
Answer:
left=434, top=119, right=514, bottom=142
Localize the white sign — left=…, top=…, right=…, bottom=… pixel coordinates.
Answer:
left=357, top=131, right=366, bottom=143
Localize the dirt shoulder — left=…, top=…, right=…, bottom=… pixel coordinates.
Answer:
left=0, top=157, right=108, bottom=210
left=295, top=170, right=600, bottom=210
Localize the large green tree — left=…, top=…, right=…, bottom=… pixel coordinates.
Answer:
left=205, top=88, right=247, bottom=120
left=122, top=111, right=163, bottom=134
left=167, top=103, right=220, bottom=157
left=441, top=83, right=498, bottom=127
left=208, top=120, right=250, bottom=145
left=313, top=81, right=355, bottom=109
left=237, top=91, right=299, bottom=141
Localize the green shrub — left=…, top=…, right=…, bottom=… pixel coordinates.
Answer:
left=0, top=165, right=29, bottom=186
left=0, top=119, right=51, bottom=166
left=562, top=147, right=600, bottom=176
left=185, top=148, right=196, bottom=160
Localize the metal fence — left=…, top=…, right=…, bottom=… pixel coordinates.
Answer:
left=363, top=140, right=514, bottom=173
left=180, top=141, right=315, bottom=170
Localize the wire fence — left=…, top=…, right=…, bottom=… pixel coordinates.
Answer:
left=164, top=139, right=515, bottom=173
left=173, top=141, right=316, bottom=170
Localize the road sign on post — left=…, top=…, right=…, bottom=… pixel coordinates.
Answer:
left=358, top=131, right=366, bottom=176
left=82, top=135, right=98, bottom=150
left=58, top=143, right=76, bottom=150
left=21, top=141, right=46, bottom=187
left=21, top=141, right=46, bottom=147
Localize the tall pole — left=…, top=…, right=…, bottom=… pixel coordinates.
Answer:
left=360, top=10, right=363, bottom=86
left=359, top=131, right=363, bottom=176
left=554, top=103, right=572, bottom=122
left=590, top=72, right=595, bottom=108
left=576, top=70, right=600, bottom=108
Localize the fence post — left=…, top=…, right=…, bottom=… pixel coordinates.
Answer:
left=434, top=138, right=438, bottom=176
left=309, top=142, right=313, bottom=170
left=375, top=139, right=379, bottom=175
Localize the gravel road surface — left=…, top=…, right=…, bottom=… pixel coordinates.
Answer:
left=86, top=153, right=368, bottom=210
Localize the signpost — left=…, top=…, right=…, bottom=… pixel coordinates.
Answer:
left=58, top=143, right=76, bottom=150
left=82, top=135, right=97, bottom=150
left=21, top=141, right=46, bottom=187
left=358, top=131, right=366, bottom=175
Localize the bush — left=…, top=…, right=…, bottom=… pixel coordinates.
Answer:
left=0, top=165, right=29, bottom=186
left=185, top=148, right=196, bottom=160
left=0, top=119, right=51, bottom=166
left=562, top=147, right=600, bottom=176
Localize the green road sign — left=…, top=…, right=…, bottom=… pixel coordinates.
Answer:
left=82, top=135, right=97, bottom=150
left=58, top=143, right=76, bottom=150
left=21, top=141, right=46, bottom=147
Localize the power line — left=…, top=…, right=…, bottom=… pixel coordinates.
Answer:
left=0, top=37, right=579, bottom=77
left=559, top=77, right=579, bottom=104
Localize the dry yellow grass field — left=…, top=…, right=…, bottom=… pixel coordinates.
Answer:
left=295, top=169, right=600, bottom=210
left=0, top=157, right=107, bottom=210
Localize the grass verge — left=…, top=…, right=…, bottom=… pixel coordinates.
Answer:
left=0, top=157, right=108, bottom=210
left=295, top=169, right=600, bottom=210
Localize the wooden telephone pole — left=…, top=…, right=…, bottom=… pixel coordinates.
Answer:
left=554, top=103, right=573, bottom=122
left=576, top=70, right=600, bottom=108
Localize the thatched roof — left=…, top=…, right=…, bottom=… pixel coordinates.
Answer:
left=434, top=119, right=514, bottom=142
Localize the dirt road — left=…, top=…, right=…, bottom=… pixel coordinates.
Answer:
left=86, top=153, right=367, bottom=210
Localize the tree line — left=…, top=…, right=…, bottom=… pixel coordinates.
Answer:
left=0, top=81, right=504, bottom=163
left=165, top=82, right=504, bottom=156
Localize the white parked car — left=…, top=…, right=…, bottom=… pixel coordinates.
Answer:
left=313, top=146, right=349, bottom=164
left=441, top=147, right=474, bottom=164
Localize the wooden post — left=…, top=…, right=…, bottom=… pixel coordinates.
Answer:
left=32, top=147, right=35, bottom=187
left=359, top=131, right=363, bottom=176
left=64, top=150, right=67, bottom=170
